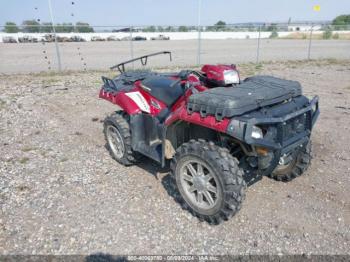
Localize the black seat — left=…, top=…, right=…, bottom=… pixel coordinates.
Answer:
left=141, top=77, right=184, bottom=107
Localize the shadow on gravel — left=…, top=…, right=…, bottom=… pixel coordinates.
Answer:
left=160, top=172, right=262, bottom=205
left=135, top=159, right=170, bottom=180
left=243, top=170, right=263, bottom=187
left=120, top=155, right=263, bottom=211
left=86, top=253, right=127, bottom=262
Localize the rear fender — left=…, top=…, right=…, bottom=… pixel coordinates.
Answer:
left=99, top=89, right=142, bottom=115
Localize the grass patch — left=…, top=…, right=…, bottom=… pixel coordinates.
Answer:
left=18, top=157, right=30, bottom=164
left=281, top=32, right=350, bottom=40
left=59, top=157, right=69, bottom=163
left=3, top=157, right=13, bottom=163
left=40, top=151, right=48, bottom=157
left=260, top=59, right=349, bottom=69
left=0, top=98, right=6, bottom=110
left=255, top=63, right=263, bottom=70
left=21, top=146, right=36, bottom=152
left=41, top=77, right=60, bottom=86
left=238, top=62, right=264, bottom=76
left=16, top=185, right=30, bottom=192
left=323, top=58, right=341, bottom=65
left=2, top=59, right=349, bottom=79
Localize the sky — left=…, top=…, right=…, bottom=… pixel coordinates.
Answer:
left=0, top=0, right=350, bottom=26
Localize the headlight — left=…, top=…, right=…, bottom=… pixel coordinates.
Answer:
left=311, top=103, right=317, bottom=113
left=223, top=70, right=240, bottom=85
left=251, top=126, right=263, bottom=139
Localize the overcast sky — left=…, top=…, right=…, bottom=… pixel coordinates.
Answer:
left=1, top=0, right=350, bottom=26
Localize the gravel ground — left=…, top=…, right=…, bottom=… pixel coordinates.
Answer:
left=0, top=60, right=350, bottom=255
left=0, top=39, right=350, bottom=73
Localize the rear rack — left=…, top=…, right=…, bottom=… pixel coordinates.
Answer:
left=101, top=76, right=118, bottom=91
left=110, top=51, right=172, bottom=73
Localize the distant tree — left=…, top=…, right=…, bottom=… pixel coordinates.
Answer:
left=75, top=22, right=94, bottom=33
left=178, top=26, right=188, bottom=32
left=267, top=23, right=278, bottom=32
left=206, top=21, right=227, bottom=31
left=40, top=22, right=52, bottom=33
left=269, top=30, right=279, bottom=38
left=260, top=24, right=269, bottom=32
left=332, top=14, right=350, bottom=30
left=322, top=27, right=333, bottom=39
left=214, top=20, right=226, bottom=31
left=157, top=26, right=164, bottom=32
left=165, top=26, right=174, bottom=32
left=4, top=22, right=19, bottom=33
left=144, top=26, right=156, bottom=32
left=22, top=20, right=40, bottom=33
left=247, top=25, right=255, bottom=32
left=56, top=23, right=74, bottom=33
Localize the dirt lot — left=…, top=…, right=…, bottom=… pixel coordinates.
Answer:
left=1, top=39, right=350, bottom=73
left=0, top=60, right=350, bottom=255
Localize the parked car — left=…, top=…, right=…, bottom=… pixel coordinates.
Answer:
left=132, top=36, right=147, bottom=41
left=2, top=36, right=17, bottom=43
left=42, top=34, right=56, bottom=42
left=151, top=34, right=170, bottom=40
left=57, top=36, right=72, bottom=42
left=120, top=36, right=132, bottom=41
left=70, top=35, right=86, bottom=42
left=107, top=36, right=119, bottom=41
left=18, top=35, right=38, bottom=43
left=91, top=36, right=106, bottom=41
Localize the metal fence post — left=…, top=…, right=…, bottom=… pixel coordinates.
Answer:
left=307, top=25, right=313, bottom=60
left=47, top=0, right=62, bottom=72
left=129, top=26, right=134, bottom=69
left=256, top=25, right=261, bottom=64
left=197, top=0, right=202, bottom=65
left=197, top=26, right=202, bottom=65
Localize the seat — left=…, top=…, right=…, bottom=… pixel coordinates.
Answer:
left=141, top=76, right=184, bottom=107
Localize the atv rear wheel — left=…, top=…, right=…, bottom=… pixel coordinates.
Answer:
left=171, top=139, right=246, bottom=225
left=104, top=111, right=141, bottom=166
left=270, top=140, right=312, bottom=182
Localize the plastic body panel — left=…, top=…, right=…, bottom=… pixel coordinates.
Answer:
left=201, top=64, right=239, bottom=86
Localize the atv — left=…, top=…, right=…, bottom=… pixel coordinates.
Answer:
left=99, top=51, right=319, bottom=224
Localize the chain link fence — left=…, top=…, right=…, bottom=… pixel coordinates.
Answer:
left=0, top=24, right=349, bottom=73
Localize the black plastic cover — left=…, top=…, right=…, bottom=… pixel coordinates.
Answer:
left=102, top=70, right=179, bottom=93
left=187, top=75, right=302, bottom=120
left=141, top=77, right=184, bottom=107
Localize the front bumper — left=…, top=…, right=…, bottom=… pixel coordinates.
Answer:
left=227, top=96, right=319, bottom=174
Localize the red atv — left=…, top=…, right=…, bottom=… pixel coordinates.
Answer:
left=99, top=51, right=319, bottom=224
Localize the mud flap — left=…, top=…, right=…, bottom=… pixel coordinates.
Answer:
left=130, top=114, right=166, bottom=166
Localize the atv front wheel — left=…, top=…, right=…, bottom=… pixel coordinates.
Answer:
left=270, top=141, right=312, bottom=182
left=171, top=139, right=246, bottom=225
left=104, top=111, right=141, bottom=166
